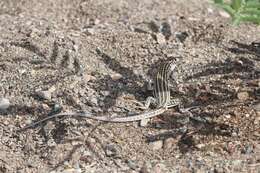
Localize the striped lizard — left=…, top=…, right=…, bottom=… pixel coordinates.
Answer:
left=20, top=60, right=185, bottom=130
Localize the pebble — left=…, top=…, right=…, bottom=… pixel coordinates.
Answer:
left=254, top=113, right=260, bottom=125
left=126, top=160, right=137, bottom=170
left=252, top=102, right=260, bottom=112
left=36, top=89, right=52, bottom=100
left=224, top=114, right=231, bottom=119
left=237, top=91, right=249, bottom=101
left=140, top=163, right=149, bottom=173
left=156, top=33, right=166, bottom=45
left=0, top=98, right=10, bottom=110
left=159, top=22, right=171, bottom=39
left=175, top=31, right=189, bottom=43
left=84, top=28, right=95, bottom=35
left=207, top=8, right=214, bottom=14
left=83, top=74, right=96, bottom=82
left=163, top=137, right=176, bottom=150
left=219, top=10, right=230, bottom=18
left=105, top=144, right=119, bottom=157
left=196, top=143, right=206, bottom=149
left=149, top=140, right=163, bottom=150
left=151, top=163, right=166, bottom=173
left=110, top=73, right=123, bottom=81
left=140, top=118, right=150, bottom=127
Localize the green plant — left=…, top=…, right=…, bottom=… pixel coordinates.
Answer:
left=213, top=0, right=260, bottom=25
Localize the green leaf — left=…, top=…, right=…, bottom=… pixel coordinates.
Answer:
left=216, top=4, right=236, bottom=17
left=232, top=17, right=242, bottom=25
left=214, top=0, right=224, bottom=4
left=242, top=8, right=260, bottom=16
left=240, top=15, right=260, bottom=24
left=245, top=1, right=260, bottom=8
left=231, top=0, right=242, bottom=11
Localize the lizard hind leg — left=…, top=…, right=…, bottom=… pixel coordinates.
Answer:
left=167, top=98, right=182, bottom=109
left=131, top=96, right=157, bottom=110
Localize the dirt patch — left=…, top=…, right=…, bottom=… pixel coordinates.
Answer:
left=0, top=0, right=259, bottom=172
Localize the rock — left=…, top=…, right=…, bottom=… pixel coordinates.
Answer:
left=152, top=163, right=166, bottom=173
left=252, top=102, right=260, bottom=112
left=149, top=140, right=163, bottom=150
left=207, top=8, right=214, bottom=14
left=163, top=137, right=176, bottom=150
left=105, top=144, right=120, bottom=157
left=196, top=143, right=206, bottom=149
left=140, top=118, right=150, bottom=127
left=110, top=73, right=123, bottom=81
left=36, top=89, right=52, bottom=100
left=175, top=31, right=189, bottom=43
left=237, top=91, right=249, bottom=101
left=254, top=114, right=260, bottom=125
left=224, top=114, right=231, bottom=119
left=84, top=28, right=95, bottom=35
left=156, top=33, right=166, bottom=45
left=0, top=98, right=10, bottom=110
left=219, top=10, right=230, bottom=18
left=159, top=22, right=171, bottom=40
left=126, top=160, right=137, bottom=170
left=83, top=74, right=96, bottom=82
left=140, top=163, right=149, bottom=173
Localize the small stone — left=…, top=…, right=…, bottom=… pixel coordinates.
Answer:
left=159, top=22, right=171, bottom=40
left=156, top=33, right=166, bottom=45
left=237, top=91, right=249, bottom=101
left=24, top=118, right=33, bottom=126
left=219, top=10, right=231, bottom=18
left=94, top=18, right=100, bottom=25
left=175, top=31, right=189, bottom=43
left=36, top=89, right=52, bottom=100
left=207, top=8, right=214, bottom=14
left=149, top=140, right=163, bottom=150
left=89, top=97, right=98, bottom=106
left=126, top=160, right=137, bottom=170
left=152, top=163, right=166, bottom=173
left=47, top=139, right=56, bottom=147
left=254, top=112, right=260, bottom=125
left=163, top=138, right=176, bottom=150
left=110, top=73, right=123, bottom=81
left=48, top=86, right=56, bottom=93
left=140, top=163, right=149, bottom=173
left=83, top=74, right=96, bottom=82
left=140, top=118, right=150, bottom=127
left=85, top=28, right=95, bottom=35
left=105, top=144, right=119, bottom=157
left=224, top=114, right=231, bottom=119
left=252, top=102, right=260, bottom=112
left=196, top=143, right=206, bottom=149
left=0, top=98, right=10, bottom=110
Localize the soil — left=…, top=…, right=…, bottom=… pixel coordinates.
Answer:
left=0, top=0, right=260, bottom=172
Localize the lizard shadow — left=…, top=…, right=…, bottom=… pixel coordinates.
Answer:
left=226, top=40, right=260, bottom=59
left=94, top=48, right=145, bottom=112
left=184, top=56, right=259, bottom=107
left=45, top=52, right=180, bottom=167
left=93, top=48, right=175, bottom=113
left=146, top=53, right=259, bottom=153
left=147, top=109, right=237, bottom=154
left=1, top=104, right=48, bottom=117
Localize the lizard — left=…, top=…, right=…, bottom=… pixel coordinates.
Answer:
left=20, top=60, right=187, bottom=130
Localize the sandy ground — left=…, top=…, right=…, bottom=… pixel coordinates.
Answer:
left=0, top=0, right=260, bottom=172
